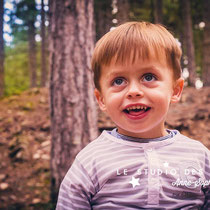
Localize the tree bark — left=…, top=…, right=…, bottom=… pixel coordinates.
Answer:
left=95, top=0, right=113, bottom=41
left=116, top=0, right=130, bottom=25
left=202, top=0, right=210, bottom=86
left=182, top=0, right=196, bottom=87
left=153, top=0, right=163, bottom=24
left=28, top=20, right=37, bottom=88
left=0, top=0, right=4, bottom=97
left=49, top=0, right=98, bottom=204
left=41, top=0, right=47, bottom=87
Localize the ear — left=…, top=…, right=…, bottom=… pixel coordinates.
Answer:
left=171, top=77, right=184, bottom=103
left=94, top=88, right=107, bottom=112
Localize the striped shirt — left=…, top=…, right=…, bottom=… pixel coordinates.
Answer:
left=56, top=130, right=210, bottom=209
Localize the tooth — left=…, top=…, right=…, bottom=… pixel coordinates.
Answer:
left=127, top=108, right=130, bottom=111
left=144, top=107, right=147, bottom=110
left=137, top=105, right=140, bottom=109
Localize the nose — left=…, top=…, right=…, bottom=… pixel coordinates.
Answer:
left=126, top=81, right=144, bottom=99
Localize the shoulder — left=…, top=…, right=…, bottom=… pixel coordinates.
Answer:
left=173, top=132, right=210, bottom=165
left=174, top=132, right=209, bottom=151
left=75, top=130, right=118, bottom=164
left=166, top=131, right=210, bottom=164
left=71, top=131, right=126, bottom=189
left=169, top=132, right=210, bottom=179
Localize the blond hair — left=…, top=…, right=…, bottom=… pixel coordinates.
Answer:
left=91, top=21, right=182, bottom=90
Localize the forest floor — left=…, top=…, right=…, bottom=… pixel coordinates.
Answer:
left=0, top=87, right=210, bottom=209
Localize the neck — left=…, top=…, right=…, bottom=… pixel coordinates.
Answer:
left=117, top=127, right=168, bottom=139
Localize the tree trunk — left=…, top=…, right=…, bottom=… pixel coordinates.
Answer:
left=49, top=0, right=98, bottom=204
left=116, top=0, right=130, bottom=25
left=202, top=0, right=210, bottom=86
left=182, top=0, right=196, bottom=87
left=41, top=0, right=47, bottom=87
left=0, top=0, right=4, bottom=97
left=95, top=0, right=113, bottom=41
left=153, top=0, right=163, bottom=24
left=28, top=20, right=37, bottom=88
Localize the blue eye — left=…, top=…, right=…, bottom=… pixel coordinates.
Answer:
left=142, top=73, right=156, bottom=82
left=112, top=78, right=125, bottom=86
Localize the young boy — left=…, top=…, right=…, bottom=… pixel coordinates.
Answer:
left=56, top=22, right=210, bottom=209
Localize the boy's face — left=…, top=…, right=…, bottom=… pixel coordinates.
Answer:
left=95, top=58, right=184, bottom=139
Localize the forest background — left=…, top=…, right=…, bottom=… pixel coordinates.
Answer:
left=0, top=0, right=210, bottom=209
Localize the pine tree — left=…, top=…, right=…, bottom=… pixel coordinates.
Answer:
left=182, top=0, right=197, bottom=86
left=13, top=0, right=38, bottom=87
left=153, top=0, right=163, bottom=24
left=49, top=0, right=98, bottom=204
left=40, top=0, right=47, bottom=87
left=116, top=0, right=130, bottom=25
left=0, top=0, right=4, bottom=97
left=202, top=0, right=210, bottom=86
left=95, top=0, right=113, bottom=41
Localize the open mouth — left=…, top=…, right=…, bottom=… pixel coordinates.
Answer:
left=123, top=105, right=151, bottom=115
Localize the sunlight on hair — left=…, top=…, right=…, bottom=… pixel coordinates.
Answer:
left=175, top=38, right=181, bottom=47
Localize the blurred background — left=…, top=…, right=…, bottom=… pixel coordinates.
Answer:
left=0, top=0, right=209, bottom=209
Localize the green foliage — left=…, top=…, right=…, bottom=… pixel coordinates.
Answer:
left=7, top=0, right=39, bottom=44
left=4, top=42, right=29, bottom=96
left=129, top=0, right=152, bottom=22
left=163, top=0, right=204, bottom=76
left=12, top=27, right=28, bottom=44
left=191, top=0, right=204, bottom=76
left=15, top=0, right=37, bottom=25
left=4, top=41, right=41, bottom=96
left=191, top=0, right=204, bottom=25
left=163, top=0, right=182, bottom=36
left=193, top=28, right=203, bottom=76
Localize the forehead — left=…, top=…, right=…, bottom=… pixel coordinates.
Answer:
left=111, top=48, right=167, bottom=67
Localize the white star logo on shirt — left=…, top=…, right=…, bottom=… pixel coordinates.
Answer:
left=129, top=176, right=140, bottom=188
left=163, top=161, right=169, bottom=167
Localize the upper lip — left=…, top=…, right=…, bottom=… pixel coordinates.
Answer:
left=123, top=103, right=150, bottom=111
